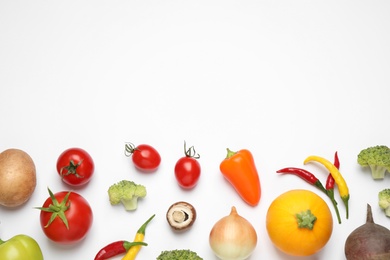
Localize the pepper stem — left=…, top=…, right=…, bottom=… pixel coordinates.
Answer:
left=342, top=195, right=349, bottom=219
left=296, top=210, right=317, bottom=230
left=225, top=148, right=237, bottom=159
left=314, top=180, right=327, bottom=193
left=137, top=214, right=155, bottom=235
left=123, top=241, right=148, bottom=251
left=326, top=189, right=342, bottom=224
left=314, top=180, right=342, bottom=224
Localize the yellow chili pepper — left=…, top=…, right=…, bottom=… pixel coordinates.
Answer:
left=304, top=155, right=350, bottom=219
left=122, top=214, right=155, bottom=260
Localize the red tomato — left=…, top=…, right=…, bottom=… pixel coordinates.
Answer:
left=38, top=189, right=93, bottom=244
left=125, top=143, right=161, bottom=172
left=56, top=147, right=94, bottom=186
left=174, top=142, right=201, bottom=189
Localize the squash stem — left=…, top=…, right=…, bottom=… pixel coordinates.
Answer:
left=296, top=210, right=317, bottom=230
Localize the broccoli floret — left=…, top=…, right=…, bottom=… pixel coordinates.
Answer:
left=156, top=249, right=203, bottom=260
left=107, top=180, right=146, bottom=211
left=357, top=145, right=390, bottom=179
left=379, top=189, right=390, bottom=217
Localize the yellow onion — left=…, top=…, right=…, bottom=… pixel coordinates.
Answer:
left=209, top=206, right=257, bottom=260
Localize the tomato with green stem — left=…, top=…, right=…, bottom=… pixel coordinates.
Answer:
left=124, top=143, right=161, bottom=172
left=174, top=142, right=201, bottom=189
left=56, top=147, right=94, bottom=186
left=36, top=188, right=93, bottom=244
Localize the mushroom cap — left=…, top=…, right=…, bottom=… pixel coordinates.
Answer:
left=166, top=201, right=197, bottom=231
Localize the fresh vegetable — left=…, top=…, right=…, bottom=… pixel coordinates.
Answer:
left=157, top=249, right=203, bottom=260
left=209, top=206, right=257, bottom=260
left=174, top=141, right=201, bottom=189
left=325, top=151, right=340, bottom=191
left=345, top=204, right=390, bottom=259
left=325, top=173, right=336, bottom=191
left=121, top=214, right=155, bottom=260
left=0, top=234, right=44, bottom=260
left=277, top=167, right=326, bottom=191
left=304, top=155, right=350, bottom=219
left=166, top=201, right=196, bottom=231
left=277, top=151, right=342, bottom=224
left=379, top=189, right=390, bottom=217
left=36, top=188, right=93, bottom=244
left=108, top=180, right=147, bottom=211
left=0, top=148, right=36, bottom=207
left=94, top=241, right=147, bottom=260
left=56, top=147, right=95, bottom=186
left=125, top=143, right=161, bottom=172
left=357, top=145, right=390, bottom=180
left=325, top=151, right=340, bottom=221
left=219, top=148, right=261, bottom=206
left=276, top=167, right=342, bottom=224
left=266, top=189, right=333, bottom=256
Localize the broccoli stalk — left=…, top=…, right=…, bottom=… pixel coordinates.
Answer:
left=108, top=180, right=147, bottom=211
left=357, top=145, right=390, bottom=179
left=369, top=165, right=389, bottom=180
left=157, top=249, right=203, bottom=260
left=379, top=189, right=390, bottom=217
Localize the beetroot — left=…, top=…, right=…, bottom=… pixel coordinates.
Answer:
left=345, top=204, right=390, bottom=260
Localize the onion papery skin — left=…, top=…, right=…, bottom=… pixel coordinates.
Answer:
left=209, top=206, right=257, bottom=260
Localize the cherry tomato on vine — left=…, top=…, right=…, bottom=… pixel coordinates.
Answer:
left=174, top=142, right=201, bottom=189
left=36, top=188, right=93, bottom=245
left=125, top=143, right=161, bottom=172
left=56, top=147, right=94, bottom=186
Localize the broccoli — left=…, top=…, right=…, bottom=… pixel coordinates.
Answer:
left=156, top=249, right=203, bottom=260
left=357, top=145, right=390, bottom=179
left=379, top=189, right=390, bottom=217
left=107, top=180, right=146, bottom=211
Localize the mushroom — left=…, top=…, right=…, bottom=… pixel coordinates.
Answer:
left=166, top=201, right=197, bottom=231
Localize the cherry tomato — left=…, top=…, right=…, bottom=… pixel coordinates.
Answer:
left=174, top=142, right=201, bottom=189
left=56, top=147, right=94, bottom=186
left=125, top=143, right=161, bottom=172
left=38, top=188, right=93, bottom=245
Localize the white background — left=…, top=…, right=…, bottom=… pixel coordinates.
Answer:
left=1, top=1, right=390, bottom=259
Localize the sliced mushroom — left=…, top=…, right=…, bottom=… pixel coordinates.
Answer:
left=166, top=201, right=196, bottom=231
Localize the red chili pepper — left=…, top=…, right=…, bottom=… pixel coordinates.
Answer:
left=326, top=173, right=336, bottom=190
left=321, top=151, right=342, bottom=224
left=326, top=151, right=340, bottom=190
left=276, top=167, right=327, bottom=193
left=276, top=166, right=342, bottom=224
left=94, top=241, right=147, bottom=260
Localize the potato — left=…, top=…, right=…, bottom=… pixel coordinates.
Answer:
left=0, top=148, right=37, bottom=207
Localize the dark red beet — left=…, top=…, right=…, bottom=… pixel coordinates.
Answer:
left=345, top=204, right=390, bottom=260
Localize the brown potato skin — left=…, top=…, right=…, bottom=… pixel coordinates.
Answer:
left=0, top=148, right=36, bottom=207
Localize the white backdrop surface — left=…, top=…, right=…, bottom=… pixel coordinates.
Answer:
left=1, top=1, right=390, bottom=259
